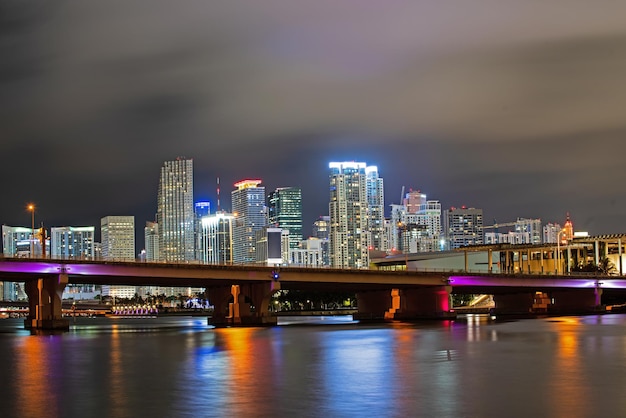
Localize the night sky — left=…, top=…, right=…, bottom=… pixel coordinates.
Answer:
left=2, top=1, right=626, bottom=247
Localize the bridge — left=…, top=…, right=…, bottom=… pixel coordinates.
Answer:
left=1, top=257, right=625, bottom=330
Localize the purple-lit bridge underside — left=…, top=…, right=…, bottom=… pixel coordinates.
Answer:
left=1, top=258, right=625, bottom=329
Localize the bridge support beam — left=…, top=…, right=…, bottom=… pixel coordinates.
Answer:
left=208, top=281, right=280, bottom=327
left=353, top=290, right=393, bottom=320
left=24, top=274, right=69, bottom=330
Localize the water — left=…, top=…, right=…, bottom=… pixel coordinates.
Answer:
left=2, top=314, right=626, bottom=418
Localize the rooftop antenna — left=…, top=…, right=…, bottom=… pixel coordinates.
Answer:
left=217, top=177, right=221, bottom=212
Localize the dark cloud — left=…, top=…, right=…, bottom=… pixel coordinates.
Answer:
left=2, top=0, right=626, bottom=246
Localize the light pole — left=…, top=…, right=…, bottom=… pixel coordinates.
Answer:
left=555, top=229, right=566, bottom=274
left=27, top=204, right=35, bottom=258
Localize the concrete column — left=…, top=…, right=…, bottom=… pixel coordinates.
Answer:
left=207, top=285, right=238, bottom=326
left=488, top=249, right=493, bottom=273
left=388, top=286, right=454, bottom=319
left=619, top=239, right=623, bottom=276
left=24, top=273, right=69, bottom=330
left=238, top=281, right=280, bottom=326
left=354, top=290, right=393, bottom=320
left=549, top=289, right=599, bottom=314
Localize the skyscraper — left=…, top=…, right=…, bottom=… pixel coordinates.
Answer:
left=268, top=187, right=303, bottom=249
left=200, top=212, right=234, bottom=264
left=366, top=166, right=385, bottom=252
left=157, top=158, right=194, bottom=262
left=101, top=216, right=135, bottom=261
left=144, top=221, right=159, bottom=261
left=329, top=162, right=369, bottom=269
left=231, top=179, right=266, bottom=264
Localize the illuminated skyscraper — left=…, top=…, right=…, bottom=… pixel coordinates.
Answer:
left=157, top=158, right=194, bottom=262
left=200, top=212, right=234, bottom=264
left=231, top=179, right=266, bottom=264
left=101, top=216, right=135, bottom=261
left=268, top=187, right=303, bottom=249
left=366, top=166, right=385, bottom=252
left=144, top=221, right=159, bottom=261
left=329, top=162, right=369, bottom=269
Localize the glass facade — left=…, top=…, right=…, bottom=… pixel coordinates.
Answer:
left=268, top=187, right=303, bottom=249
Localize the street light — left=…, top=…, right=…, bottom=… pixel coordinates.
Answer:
left=555, top=229, right=566, bottom=274
left=27, top=204, right=35, bottom=258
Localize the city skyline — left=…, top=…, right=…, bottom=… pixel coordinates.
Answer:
left=2, top=2, right=626, bottom=238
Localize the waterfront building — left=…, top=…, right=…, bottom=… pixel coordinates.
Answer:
left=515, top=218, right=543, bottom=244
left=195, top=201, right=210, bottom=261
left=144, top=221, right=159, bottom=261
left=328, top=162, right=369, bottom=269
left=101, top=216, right=135, bottom=261
left=268, top=187, right=303, bottom=249
left=101, top=216, right=136, bottom=299
left=290, top=237, right=329, bottom=267
left=157, top=158, right=195, bottom=262
left=366, top=166, right=386, bottom=252
left=231, top=179, right=266, bottom=264
left=200, top=212, right=235, bottom=264
left=50, top=226, right=95, bottom=260
left=443, top=206, right=484, bottom=249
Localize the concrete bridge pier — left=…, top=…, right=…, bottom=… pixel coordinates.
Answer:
left=354, top=286, right=455, bottom=320
left=390, top=286, right=455, bottom=319
left=353, top=290, right=393, bottom=320
left=208, top=281, right=280, bottom=326
left=24, top=274, right=70, bottom=330
left=548, top=289, right=604, bottom=314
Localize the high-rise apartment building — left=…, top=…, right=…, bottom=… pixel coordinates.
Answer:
left=101, top=216, right=135, bottom=261
left=268, top=187, right=303, bottom=249
left=312, top=216, right=330, bottom=240
left=157, top=158, right=194, bottom=262
left=443, top=207, right=483, bottom=249
left=366, top=166, right=386, bottom=252
left=328, top=162, right=369, bottom=269
left=231, top=179, right=266, bottom=264
left=50, top=226, right=95, bottom=259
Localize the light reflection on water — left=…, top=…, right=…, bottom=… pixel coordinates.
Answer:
left=2, top=314, right=626, bottom=417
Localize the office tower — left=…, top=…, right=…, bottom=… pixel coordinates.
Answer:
left=268, top=187, right=303, bottom=249
left=157, top=158, right=195, bottom=262
left=144, top=221, right=159, bottom=261
left=366, top=166, right=386, bottom=252
left=443, top=206, right=484, bottom=249
left=200, top=212, right=234, bottom=264
left=329, top=162, right=369, bottom=269
left=101, top=216, right=136, bottom=299
left=290, top=237, right=330, bottom=267
left=195, top=201, right=211, bottom=261
left=543, top=223, right=563, bottom=243
left=312, top=215, right=330, bottom=240
left=101, top=216, right=135, bottom=261
left=231, top=179, right=266, bottom=264
left=50, top=226, right=96, bottom=259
